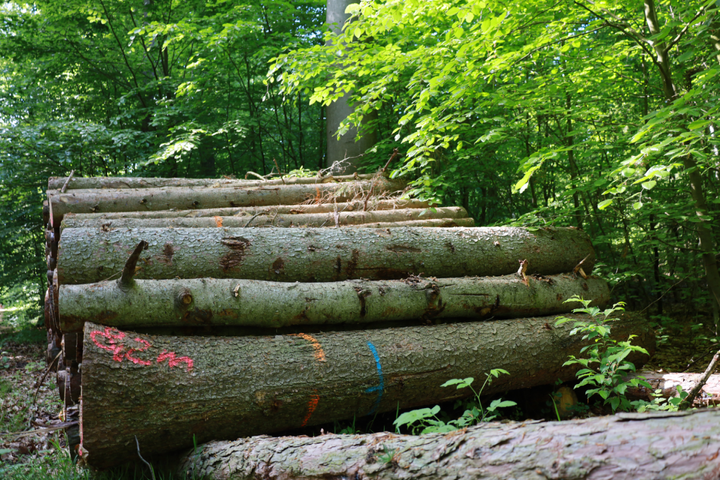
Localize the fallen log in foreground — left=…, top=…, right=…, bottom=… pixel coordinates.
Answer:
left=59, top=274, right=609, bottom=332
left=79, top=315, right=653, bottom=468
left=48, top=178, right=405, bottom=225
left=48, top=174, right=375, bottom=190
left=57, top=226, right=595, bottom=284
left=60, top=207, right=469, bottom=230
left=59, top=199, right=431, bottom=221
left=179, top=410, right=720, bottom=480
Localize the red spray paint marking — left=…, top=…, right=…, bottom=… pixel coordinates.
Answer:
left=124, top=337, right=152, bottom=366
left=90, top=326, right=192, bottom=372
left=89, top=327, right=127, bottom=361
left=157, top=350, right=194, bottom=372
left=301, top=394, right=320, bottom=427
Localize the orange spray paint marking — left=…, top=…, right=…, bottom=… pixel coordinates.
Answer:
left=291, top=333, right=326, bottom=362
left=214, top=216, right=223, bottom=228
left=157, top=350, right=194, bottom=372
left=301, top=394, right=320, bottom=427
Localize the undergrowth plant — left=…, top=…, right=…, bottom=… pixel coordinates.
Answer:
left=393, top=370, right=517, bottom=434
left=558, top=296, right=684, bottom=413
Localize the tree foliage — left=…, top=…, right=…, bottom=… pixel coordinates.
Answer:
left=272, top=0, right=720, bottom=314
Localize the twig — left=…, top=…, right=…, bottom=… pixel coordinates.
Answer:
left=639, top=272, right=694, bottom=314
left=680, top=347, right=720, bottom=409
left=119, top=240, right=148, bottom=290
left=244, top=171, right=266, bottom=181
left=272, top=158, right=286, bottom=184
left=244, top=213, right=263, bottom=228
left=135, top=436, right=157, bottom=480
left=32, top=351, right=62, bottom=404
left=382, top=148, right=401, bottom=174
left=60, top=170, right=75, bottom=193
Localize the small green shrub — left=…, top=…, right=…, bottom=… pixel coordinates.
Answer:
left=393, top=370, right=517, bottom=434
left=558, top=295, right=683, bottom=413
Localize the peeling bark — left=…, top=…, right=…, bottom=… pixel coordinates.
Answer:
left=59, top=274, right=609, bottom=332
left=57, top=226, right=596, bottom=284
left=79, top=315, right=653, bottom=468
left=179, top=410, right=720, bottom=480
left=48, top=178, right=405, bottom=225
left=60, top=207, right=469, bottom=230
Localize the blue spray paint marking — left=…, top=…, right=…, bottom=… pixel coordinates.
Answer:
left=364, top=341, right=384, bottom=415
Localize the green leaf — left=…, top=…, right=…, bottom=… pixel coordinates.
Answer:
left=597, top=199, right=613, bottom=210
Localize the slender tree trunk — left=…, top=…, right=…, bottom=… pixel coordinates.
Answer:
left=56, top=226, right=597, bottom=284
left=59, top=207, right=469, bottom=230
left=59, top=274, right=610, bottom=332
left=47, top=174, right=376, bottom=190
left=59, top=199, right=431, bottom=221
left=79, top=315, right=653, bottom=468
left=180, top=409, right=720, bottom=480
left=48, top=178, right=405, bottom=225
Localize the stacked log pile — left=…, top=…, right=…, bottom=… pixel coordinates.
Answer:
left=42, top=171, right=654, bottom=469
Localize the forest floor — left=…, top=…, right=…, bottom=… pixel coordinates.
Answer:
left=0, top=310, right=718, bottom=479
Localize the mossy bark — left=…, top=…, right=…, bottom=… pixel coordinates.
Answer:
left=48, top=178, right=405, bottom=225
left=79, top=314, right=654, bottom=468
left=180, top=410, right=720, bottom=480
left=60, top=207, right=469, bottom=230
left=59, top=274, right=609, bottom=332
left=57, top=226, right=596, bottom=284
left=47, top=174, right=375, bottom=190
left=60, top=199, right=431, bottom=221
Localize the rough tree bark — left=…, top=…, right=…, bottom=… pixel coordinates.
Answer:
left=59, top=274, right=609, bottom=332
left=179, top=409, right=720, bottom=480
left=47, top=178, right=405, bottom=225
left=59, top=199, right=431, bottom=221
left=59, top=207, right=469, bottom=230
left=47, top=174, right=376, bottom=190
left=79, top=315, right=653, bottom=468
left=57, top=227, right=596, bottom=284
left=342, top=218, right=475, bottom=228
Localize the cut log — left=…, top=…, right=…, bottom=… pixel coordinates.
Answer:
left=78, top=315, right=653, bottom=468
left=47, top=178, right=405, bottom=225
left=59, top=199, right=432, bottom=221
left=343, top=218, right=475, bottom=228
left=59, top=274, right=609, bottom=332
left=59, top=207, right=469, bottom=230
left=179, top=410, right=720, bottom=480
left=57, top=226, right=595, bottom=284
left=47, top=174, right=376, bottom=190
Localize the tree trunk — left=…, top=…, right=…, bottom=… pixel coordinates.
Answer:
left=179, top=409, right=720, bottom=480
left=325, top=0, right=376, bottom=172
left=79, top=314, right=653, bottom=468
left=59, top=207, right=469, bottom=230
left=57, top=226, right=596, bottom=284
left=58, top=199, right=432, bottom=221
left=47, top=174, right=376, bottom=190
left=48, top=178, right=405, bottom=226
left=342, top=218, right=475, bottom=228
left=59, top=274, right=609, bottom=332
